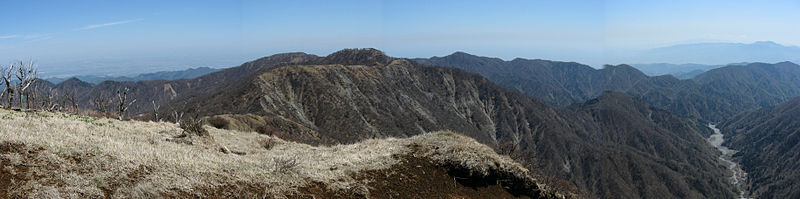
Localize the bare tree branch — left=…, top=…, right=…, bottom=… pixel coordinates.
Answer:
left=91, top=90, right=113, bottom=113
left=116, top=87, right=136, bottom=120
left=152, top=100, right=161, bottom=121
left=14, top=60, right=37, bottom=109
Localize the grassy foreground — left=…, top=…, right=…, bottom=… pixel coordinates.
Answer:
left=0, top=109, right=563, bottom=198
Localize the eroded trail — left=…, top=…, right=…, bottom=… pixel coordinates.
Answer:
left=707, top=124, right=747, bottom=199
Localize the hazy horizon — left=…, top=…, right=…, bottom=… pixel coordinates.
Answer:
left=2, top=0, right=800, bottom=77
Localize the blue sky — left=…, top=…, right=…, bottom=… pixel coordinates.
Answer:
left=1, top=0, right=799, bottom=76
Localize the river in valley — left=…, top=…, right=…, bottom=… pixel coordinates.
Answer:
left=707, top=124, right=747, bottom=199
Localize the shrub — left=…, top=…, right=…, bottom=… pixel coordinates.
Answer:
left=261, top=137, right=279, bottom=150
left=206, top=116, right=229, bottom=129
left=180, top=117, right=209, bottom=137
left=272, top=155, right=298, bottom=174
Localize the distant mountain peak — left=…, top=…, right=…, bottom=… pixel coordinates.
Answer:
left=250, top=52, right=316, bottom=64
left=752, top=41, right=781, bottom=46
left=602, top=64, right=638, bottom=71
left=54, top=77, right=94, bottom=90
left=321, top=48, right=392, bottom=66
left=430, top=51, right=505, bottom=64
left=330, top=48, right=386, bottom=56
left=449, top=51, right=475, bottom=57
left=60, top=77, right=91, bottom=85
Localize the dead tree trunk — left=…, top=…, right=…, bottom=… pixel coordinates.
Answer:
left=61, top=89, right=78, bottom=113
left=1, top=64, right=15, bottom=108
left=116, top=87, right=136, bottom=120
left=14, top=60, right=37, bottom=109
left=152, top=100, right=161, bottom=121
left=91, top=91, right=112, bottom=114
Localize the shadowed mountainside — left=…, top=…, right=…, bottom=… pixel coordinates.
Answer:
left=720, top=97, right=800, bottom=199
left=557, top=92, right=734, bottom=198
left=414, top=52, right=800, bottom=122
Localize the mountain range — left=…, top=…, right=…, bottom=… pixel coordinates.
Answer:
left=618, top=41, right=800, bottom=65
left=415, top=53, right=800, bottom=123
left=630, top=63, right=725, bottom=79
left=23, top=48, right=800, bottom=198
left=45, top=67, right=222, bottom=84
left=142, top=49, right=736, bottom=198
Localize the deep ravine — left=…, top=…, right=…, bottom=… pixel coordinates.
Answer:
left=707, top=124, right=748, bottom=199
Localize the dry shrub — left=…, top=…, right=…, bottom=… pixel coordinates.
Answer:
left=206, top=116, right=229, bottom=129
left=543, top=176, right=588, bottom=198
left=497, top=141, right=518, bottom=156
left=180, top=117, right=208, bottom=137
left=272, top=155, right=298, bottom=174
left=495, top=141, right=536, bottom=167
left=261, top=137, right=279, bottom=150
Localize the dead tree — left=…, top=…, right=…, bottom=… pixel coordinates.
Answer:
left=0, top=65, right=6, bottom=107
left=115, top=87, right=136, bottom=120
left=38, top=86, right=59, bottom=111
left=30, top=83, right=45, bottom=110
left=91, top=91, right=112, bottom=113
left=61, top=89, right=78, bottom=113
left=1, top=64, right=15, bottom=108
left=152, top=100, right=161, bottom=121
left=168, top=105, right=184, bottom=124
left=14, top=60, right=37, bottom=109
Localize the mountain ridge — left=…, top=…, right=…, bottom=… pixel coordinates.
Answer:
left=156, top=49, right=736, bottom=198
left=19, top=49, right=751, bottom=198
left=415, top=52, right=800, bottom=122
left=45, top=67, right=224, bottom=84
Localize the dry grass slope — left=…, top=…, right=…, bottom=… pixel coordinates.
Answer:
left=0, top=109, right=563, bottom=198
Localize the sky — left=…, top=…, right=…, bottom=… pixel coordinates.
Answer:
left=1, top=0, right=799, bottom=77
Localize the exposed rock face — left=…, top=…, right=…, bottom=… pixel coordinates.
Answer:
left=179, top=56, right=559, bottom=146
left=169, top=49, right=736, bottom=198
left=720, top=97, right=800, bottom=199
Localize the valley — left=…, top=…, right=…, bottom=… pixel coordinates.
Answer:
left=707, top=124, right=747, bottom=198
